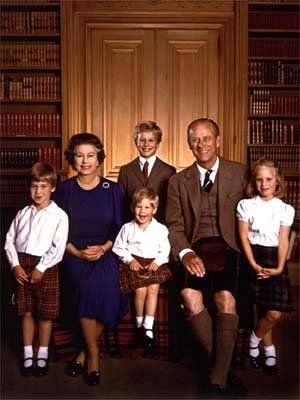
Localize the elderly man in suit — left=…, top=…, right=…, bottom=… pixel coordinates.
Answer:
left=166, top=118, right=247, bottom=397
left=118, top=120, right=176, bottom=223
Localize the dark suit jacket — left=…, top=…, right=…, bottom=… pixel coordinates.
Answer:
left=166, top=157, right=247, bottom=260
left=118, top=157, right=176, bottom=223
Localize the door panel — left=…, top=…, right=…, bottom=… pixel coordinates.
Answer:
left=87, top=26, right=219, bottom=178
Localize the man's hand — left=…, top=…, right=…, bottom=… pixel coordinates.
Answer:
left=182, top=252, right=206, bottom=278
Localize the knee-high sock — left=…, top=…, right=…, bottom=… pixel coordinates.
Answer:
left=210, top=313, right=239, bottom=388
left=189, top=308, right=213, bottom=357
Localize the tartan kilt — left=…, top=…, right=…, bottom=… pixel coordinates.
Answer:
left=119, top=262, right=172, bottom=294
left=250, top=245, right=293, bottom=312
left=15, top=252, right=60, bottom=319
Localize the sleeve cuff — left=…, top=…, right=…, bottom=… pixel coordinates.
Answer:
left=179, top=248, right=195, bottom=261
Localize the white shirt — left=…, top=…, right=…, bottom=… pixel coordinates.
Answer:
left=139, top=155, right=157, bottom=176
left=179, top=157, right=220, bottom=260
left=196, top=157, right=219, bottom=186
left=236, top=196, right=295, bottom=247
left=112, top=218, right=170, bottom=266
left=5, top=201, right=69, bottom=272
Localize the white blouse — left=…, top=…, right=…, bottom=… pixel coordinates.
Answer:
left=236, top=196, right=295, bottom=246
left=5, top=201, right=69, bottom=272
left=112, top=218, right=170, bottom=266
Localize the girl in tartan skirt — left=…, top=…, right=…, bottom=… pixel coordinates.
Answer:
left=236, top=158, right=295, bottom=376
left=113, top=187, right=172, bottom=357
left=4, top=163, right=69, bottom=378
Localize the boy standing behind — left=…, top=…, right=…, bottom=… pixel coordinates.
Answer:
left=118, top=120, right=176, bottom=223
left=5, top=162, right=68, bottom=377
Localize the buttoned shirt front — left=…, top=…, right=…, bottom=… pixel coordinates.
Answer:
left=5, top=201, right=69, bottom=272
left=112, top=217, right=170, bottom=266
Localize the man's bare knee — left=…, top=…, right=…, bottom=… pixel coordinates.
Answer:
left=181, top=288, right=204, bottom=317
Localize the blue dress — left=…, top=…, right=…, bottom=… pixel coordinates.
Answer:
left=53, top=176, right=128, bottom=326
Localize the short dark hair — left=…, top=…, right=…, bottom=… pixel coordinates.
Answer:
left=246, top=158, right=286, bottom=199
left=64, top=133, right=105, bottom=166
left=134, top=121, right=162, bottom=144
left=131, top=187, right=159, bottom=211
left=187, top=118, right=220, bottom=144
left=30, top=162, right=57, bottom=188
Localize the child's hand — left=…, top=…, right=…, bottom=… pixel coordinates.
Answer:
left=258, top=267, right=282, bottom=279
left=129, top=259, right=142, bottom=271
left=148, top=262, right=159, bottom=272
left=13, top=265, right=29, bottom=285
left=30, top=268, right=43, bottom=284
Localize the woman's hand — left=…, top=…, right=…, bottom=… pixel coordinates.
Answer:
left=13, top=265, right=29, bottom=285
left=129, top=259, right=142, bottom=271
left=148, top=262, right=159, bottom=272
left=80, top=245, right=106, bottom=261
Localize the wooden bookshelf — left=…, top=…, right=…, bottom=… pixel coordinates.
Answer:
left=0, top=0, right=63, bottom=210
left=248, top=0, right=300, bottom=233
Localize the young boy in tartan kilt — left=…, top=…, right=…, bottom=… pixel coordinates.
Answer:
left=112, top=187, right=172, bottom=357
left=236, top=158, right=295, bottom=376
left=5, top=162, right=69, bottom=377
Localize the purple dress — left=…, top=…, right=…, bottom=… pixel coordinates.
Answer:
left=53, top=176, right=128, bottom=325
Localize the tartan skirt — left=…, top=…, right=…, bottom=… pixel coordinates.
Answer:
left=119, top=255, right=172, bottom=294
left=250, top=245, right=293, bottom=312
left=15, top=252, right=59, bottom=319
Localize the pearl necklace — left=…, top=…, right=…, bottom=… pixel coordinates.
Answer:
left=76, top=175, right=100, bottom=190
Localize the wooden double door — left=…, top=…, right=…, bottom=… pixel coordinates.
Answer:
left=84, top=26, right=220, bottom=178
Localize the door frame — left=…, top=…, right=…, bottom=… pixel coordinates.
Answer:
left=61, top=1, right=248, bottom=174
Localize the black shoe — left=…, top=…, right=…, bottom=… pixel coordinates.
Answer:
left=207, top=383, right=231, bottom=399
left=263, top=356, right=278, bottom=376
left=85, top=370, right=100, bottom=386
left=67, top=360, right=84, bottom=377
left=20, top=358, right=34, bottom=377
left=34, top=358, right=49, bottom=377
left=143, top=329, right=155, bottom=358
left=227, top=370, right=248, bottom=397
left=135, top=326, right=144, bottom=348
left=249, top=346, right=263, bottom=368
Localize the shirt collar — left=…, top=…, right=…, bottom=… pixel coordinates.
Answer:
left=139, top=155, right=157, bottom=170
left=196, top=157, right=219, bottom=181
left=30, top=200, right=56, bottom=214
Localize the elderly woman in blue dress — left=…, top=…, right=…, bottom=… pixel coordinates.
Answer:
left=53, top=133, right=127, bottom=385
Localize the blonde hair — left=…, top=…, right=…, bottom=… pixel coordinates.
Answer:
left=246, top=158, right=285, bottom=199
left=131, top=187, right=159, bottom=211
left=30, top=162, right=57, bottom=188
left=133, top=121, right=162, bottom=144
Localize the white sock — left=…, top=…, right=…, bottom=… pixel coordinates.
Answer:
left=37, top=346, right=48, bottom=368
left=143, top=315, right=154, bottom=339
left=264, top=345, right=276, bottom=366
left=136, top=315, right=144, bottom=328
left=249, top=331, right=262, bottom=357
left=24, top=346, right=33, bottom=367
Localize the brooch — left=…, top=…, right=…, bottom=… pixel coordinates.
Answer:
left=102, top=182, right=110, bottom=189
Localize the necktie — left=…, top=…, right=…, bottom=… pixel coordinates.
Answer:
left=143, top=161, right=149, bottom=182
left=202, top=169, right=213, bottom=192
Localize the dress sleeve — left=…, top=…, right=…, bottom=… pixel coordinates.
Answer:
left=109, top=182, right=125, bottom=242
left=236, top=199, right=250, bottom=221
left=280, top=204, right=295, bottom=226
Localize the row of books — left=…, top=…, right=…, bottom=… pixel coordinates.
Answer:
left=0, top=75, right=60, bottom=100
left=1, top=147, right=61, bottom=169
left=1, top=11, right=60, bottom=34
left=248, top=146, right=299, bottom=173
left=248, top=90, right=299, bottom=115
left=0, top=177, right=29, bottom=207
left=2, top=0, right=60, bottom=3
left=249, top=12, right=299, bottom=30
left=284, top=178, right=300, bottom=214
left=249, top=38, right=299, bottom=58
left=248, top=61, right=300, bottom=85
left=0, top=113, right=60, bottom=136
left=247, top=119, right=299, bottom=145
left=0, top=43, right=60, bottom=68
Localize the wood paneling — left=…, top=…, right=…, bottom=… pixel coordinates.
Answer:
left=61, top=1, right=248, bottom=178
